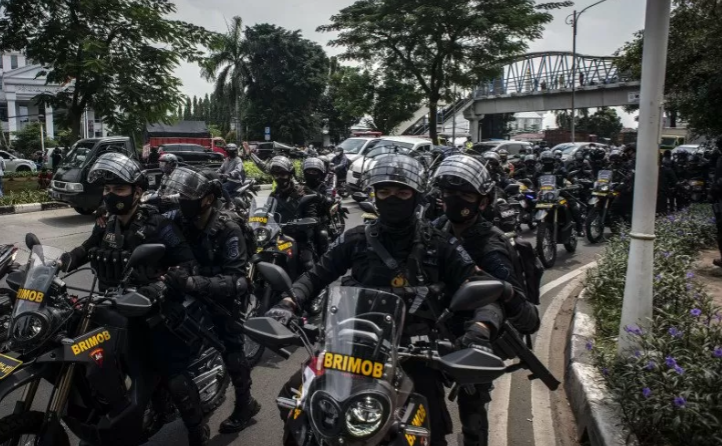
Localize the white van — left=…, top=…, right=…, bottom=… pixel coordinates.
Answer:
left=346, top=136, right=433, bottom=191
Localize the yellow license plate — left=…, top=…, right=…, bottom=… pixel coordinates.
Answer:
left=277, top=241, right=293, bottom=251
left=249, top=216, right=268, bottom=224
left=0, top=354, right=22, bottom=380
left=592, top=192, right=608, bottom=196
left=540, top=186, right=553, bottom=191
left=690, top=181, right=704, bottom=187
left=256, top=247, right=263, bottom=253
left=559, top=199, right=567, bottom=205
left=535, top=204, right=553, bottom=209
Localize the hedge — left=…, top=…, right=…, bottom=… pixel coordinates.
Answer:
left=586, top=205, right=722, bottom=446
left=243, top=160, right=302, bottom=184
left=0, top=190, right=52, bottom=206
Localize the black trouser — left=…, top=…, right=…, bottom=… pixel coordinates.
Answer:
left=278, top=365, right=453, bottom=446
left=457, top=384, right=493, bottom=446
left=213, top=314, right=253, bottom=409
left=561, top=191, right=584, bottom=232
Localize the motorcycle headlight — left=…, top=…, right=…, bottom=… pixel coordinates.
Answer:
left=310, top=392, right=343, bottom=437
left=11, top=312, right=50, bottom=345
left=345, top=395, right=386, bottom=438
left=600, top=184, right=610, bottom=192
left=255, top=228, right=270, bottom=245
left=544, top=192, right=556, bottom=202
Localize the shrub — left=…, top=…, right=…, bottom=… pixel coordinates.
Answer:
left=0, top=190, right=52, bottom=206
left=243, top=159, right=303, bottom=184
left=586, top=205, right=722, bottom=446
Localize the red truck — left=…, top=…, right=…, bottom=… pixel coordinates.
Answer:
left=145, top=121, right=227, bottom=158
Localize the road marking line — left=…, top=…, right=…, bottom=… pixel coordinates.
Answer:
left=532, top=261, right=597, bottom=446
left=488, top=261, right=597, bottom=446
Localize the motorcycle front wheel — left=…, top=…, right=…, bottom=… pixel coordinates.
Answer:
left=585, top=208, right=605, bottom=244
left=243, top=293, right=266, bottom=367
left=536, top=222, right=557, bottom=268
left=0, top=412, right=70, bottom=446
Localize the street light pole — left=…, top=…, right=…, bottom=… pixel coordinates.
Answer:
left=618, top=0, right=672, bottom=353
left=566, top=0, right=611, bottom=143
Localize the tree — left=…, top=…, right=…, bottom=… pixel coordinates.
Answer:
left=614, top=0, right=722, bottom=135
left=11, top=122, right=58, bottom=157
left=318, top=0, right=572, bottom=144
left=202, top=16, right=248, bottom=140
left=367, top=70, right=424, bottom=135
left=183, top=97, right=192, bottom=121
left=0, top=0, right=214, bottom=140
left=578, top=107, right=623, bottom=139
left=243, top=24, right=329, bottom=143
left=322, top=66, right=374, bottom=141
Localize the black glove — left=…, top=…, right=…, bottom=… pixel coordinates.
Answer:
left=59, top=247, right=85, bottom=273
left=265, top=300, right=297, bottom=326
left=459, top=322, right=494, bottom=354
left=162, top=267, right=193, bottom=294
left=139, top=282, right=167, bottom=303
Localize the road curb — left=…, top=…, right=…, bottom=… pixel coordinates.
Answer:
left=258, top=184, right=272, bottom=191
left=566, top=288, right=638, bottom=446
left=0, top=202, right=70, bottom=216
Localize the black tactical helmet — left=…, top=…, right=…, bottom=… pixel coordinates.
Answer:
left=269, top=156, right=294, bottom=175
left=163, top=167, right=217, bottom=200
left=553, top=149, right=563, bottom=159
left=589, top=147, right=606, bottom=162
left=482, top=151, right=501, bottom=167
left=303, top=157, right=326, bottom=174
left=539, top=150, right=555, bottom=164
left=609, top=149, right=624, bottom=163
left=88, top=153, right=146, bottom=188
left=432, top=154, right=495, bottom=195
left=524, top=154, right=537, bottom=165
left=363, top=153, right=426, bottom=193
left=574, top=149, right=586, bottom=161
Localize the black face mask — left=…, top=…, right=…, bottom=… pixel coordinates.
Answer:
left=305, top=174, right=321, bottom=188
left=376, top=196, right=417, bottom=227
left=274, top=176, right=291, bottom=190
left=443, top=195, right=481, bottom=224
left=179, top=198, right=205, bottom=221
left=104, top=192, right=136, bottom=215
left=229, top=152, right=237, bottom=158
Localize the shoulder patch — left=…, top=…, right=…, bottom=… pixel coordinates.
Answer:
left=225, top=236, right=240, bottom=260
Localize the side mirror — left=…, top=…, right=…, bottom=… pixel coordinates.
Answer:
left=352, top=192, right=368, bottom=202
left=126, top=244, right=165, bottom=270
left=449, top=280, right=507, bottom=313
left=25, top=233, right=41, bottom=250
left=244, top=317, right=301, bottom=347
left=359, top=202, right=377, bottom=214
left=114, top=291, right=153, bottom=317
left=257, top=261, right=293, bottom=293
left=438, top=348, right=506, bottom=385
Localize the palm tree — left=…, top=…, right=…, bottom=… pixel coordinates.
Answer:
left=201, top=16, right=248, bottom=141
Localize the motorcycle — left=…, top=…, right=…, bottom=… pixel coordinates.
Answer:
left=319, top=172, right=349, bottom=243
left=534, top=175, right=578, bottom=268
left=584, top=170, right=620, bottom=244
left=688, top=177, right=707, bottom=203
left=0, top=244, right=20, bottom=344
left=503, top=179, right=536, bottom=231
left=0, top=235, right=228, bottom=446
left=245, top=263, right=559, bottom=446
left=245, top=196, right=320, bottom=365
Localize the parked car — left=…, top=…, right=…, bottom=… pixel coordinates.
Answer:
left=158, top=143, right=224, bottom=165
left=0, top=150, right=37, bottom=173
left=469, top=141, right=533, bottom=160
left=671, top=144, right=703, bottom=156
left=49, top=137, right=139, bottom=215
left=332, top=137, right=382, bottom=163
left=551, top=142, right=610, bottom=162
left=248, top=141, right=302, bottom=160
left=346, top=136, right=433, bottom=191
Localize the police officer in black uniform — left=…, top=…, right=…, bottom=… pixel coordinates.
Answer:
left=302, top=157, right=329, bottom=196
left=267, top=153, right=511, bottom=446
left=537, top=150, right=585, bottom=235
left=60, top=153, right=210, bottom=446
left=431, top=155, right=540, bottom=446
left=161, top=167, right=261, bottom=434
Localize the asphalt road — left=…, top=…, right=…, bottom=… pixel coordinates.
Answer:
left=0, top=193, right=605, bottom=445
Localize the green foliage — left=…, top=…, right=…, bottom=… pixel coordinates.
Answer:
left=243, top=160, right=301, bottom=184
left=243, top=24, right=329, bottom=144
left=318, top=0, right=567, bottom=143
left=0, top=0, right=215, bottom=139
left=3, top=171, right=37, bottom=179
left=586, top=205, right=721, bottom=445
left=0, top=190, right=51, bottom=206
left=553, top=107, right=622, bottom=139
left=10, top=123, right=58, bottom=158
left=322, top=66, right=374, bottom=142
left=367, top=69, right=425, bottom=135
left=614, top=2, right=722, bottom=136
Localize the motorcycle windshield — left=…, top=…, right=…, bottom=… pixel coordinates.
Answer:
left=597, top=170, right=612, bottom=183
left=539, top=175, right=557, bottom=191
left=317, top=286, right=404, bottom=399
left=248, top=197, right=281, bottom=246
left=12, top=245, right=64, bottom=317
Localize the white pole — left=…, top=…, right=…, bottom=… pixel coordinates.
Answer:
left=618, top=0, right=672, bottom=353
left=40, top=123, right=45, bottom=153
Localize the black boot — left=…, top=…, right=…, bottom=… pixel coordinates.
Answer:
left=219, top=397, right=261, bottom=434
left=188, top=424, right=210, bottom=446
left=167, top=374, right=207, bottom=445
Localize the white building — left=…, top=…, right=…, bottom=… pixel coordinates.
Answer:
left=1, top=51, right=107, bottom=141
left=509, top=112, right=543, bottom=132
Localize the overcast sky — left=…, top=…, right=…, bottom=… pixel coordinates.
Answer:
left=171, top=0, right=647, bottom=128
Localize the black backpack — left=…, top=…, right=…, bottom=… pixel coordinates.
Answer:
left=490, top=227, right=543, bottom=305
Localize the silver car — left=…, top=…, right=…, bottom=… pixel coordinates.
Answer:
left=0, top=150, right=38, bottom=173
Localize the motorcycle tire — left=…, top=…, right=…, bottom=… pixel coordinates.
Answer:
left=0, top=411, right=70, bottom=446
left=243, top=293, right=266, bottom=367
left=535, top=222, right=557, bottom=269
left=585, top=208, right=605, bottom=244
left=564, top=233, right=578, bottom=253
left=200, top=368, right=230, bottom=415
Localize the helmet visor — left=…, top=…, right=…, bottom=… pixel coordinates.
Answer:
left=87, top=152, right=142, bottom=184
left=163, top=167, right=211, bottom=200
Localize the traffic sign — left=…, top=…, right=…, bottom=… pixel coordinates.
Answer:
left=264, top=134, right=271, bottom=141
left=264, top=126, right=271, bottom=135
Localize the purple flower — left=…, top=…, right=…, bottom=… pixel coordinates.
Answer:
left=714, top=347, right=722, bottom=358
left=686, top=272, right=695, bottom=280
left=634, top=350, right=641, bottom=358
left=691, top=308, right=702, bottom=317
left=674, top=396, right=686, bottom=408
left=674, top=365, right=685, bottom=375
left=686, top=283, right=693, bottom=291
left=665, top=356, right=677, bottom=368
left=642, top=387, right=652, bottom=398
left=624, top=325, right=643, bottom=335
left=668, top=327, right=682, bottom=338
left=585, top=341, right=593, bottom=351
left=715, top=313, right=722, bottom=323
left=602, top=367, right=609, bottom=376
left=655, top=274, right=663, bottom=282
left=710, top=217, right=717, bottom=224
left=646, top=361, right=656, bottom=370
left=663, top=251, right=672, bottom=258
left=668, top=215, right=676, bottom=222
